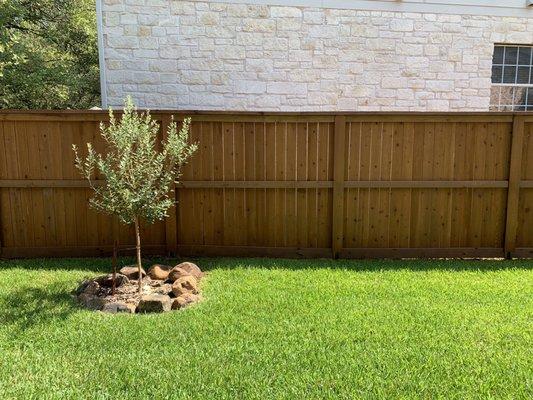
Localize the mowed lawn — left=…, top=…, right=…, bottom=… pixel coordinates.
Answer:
left=0, top=258, right=532, bottom=399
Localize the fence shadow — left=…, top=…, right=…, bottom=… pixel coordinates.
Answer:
left=189, top=257, right=533, bottom=272
left=2, top=256, right=533, bottom=274
left=0, top=258, right=112, bottom=272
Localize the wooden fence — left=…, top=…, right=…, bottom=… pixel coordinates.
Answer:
left=1, top=111, right=532, bottom=259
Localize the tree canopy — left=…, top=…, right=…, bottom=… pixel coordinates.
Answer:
left=73, top=98, right=197, bottom=226
left=0, top=0, right=100, bottom=109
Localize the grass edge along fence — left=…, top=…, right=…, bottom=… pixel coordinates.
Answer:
left=1, top=111, right=532, bottom=259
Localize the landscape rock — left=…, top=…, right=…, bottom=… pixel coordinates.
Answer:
left=74, top=279, right=91, bottom=295
left=83, top=281, right=101, bottom=295
left=119, top=265, right=146, bottom=280
left=174, top=262, right=203, bottom=279
left=78, top=293, right=108, bottom=310
left=148, top=264, right=171, bottom=280
left=168, top=267, right=190, bottom=282
left=171, top=293, right=200, bottom=310
left=76, top=263, right=202, bottom=313
left=152, top=283, right=173, bottom=296
left=102, top=301, right=136, bottom=314
left=95, top=273, right=129, bottom=288
left=172, top=275, right=199, bottom=297
left=73, top=279, right=90, bottom=296
left=137, top=294, right=172, bottom=313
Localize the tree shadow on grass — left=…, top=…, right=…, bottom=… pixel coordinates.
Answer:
left=0, top=282, right=81, bottom=331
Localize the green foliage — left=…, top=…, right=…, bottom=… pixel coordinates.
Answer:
left=0, top=0, right=100, bottom=109
left=73, top=97, right=197, bottom=225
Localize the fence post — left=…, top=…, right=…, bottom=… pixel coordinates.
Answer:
left=161, top=114, right=178, bottom=256
left=504, top=115, right=525, bottom=259
left=0, top=189, right=3, bottom=258
left=332, top=115, right=346, bottom=259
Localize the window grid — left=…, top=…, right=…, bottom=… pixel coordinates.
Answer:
left=490, top=45, right=533, bottom=111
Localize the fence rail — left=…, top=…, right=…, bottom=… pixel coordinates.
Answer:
left=1, top=111, right=532, bottom=259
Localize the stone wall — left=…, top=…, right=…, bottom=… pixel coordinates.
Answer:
left=102, top=0, right=533, bottom=111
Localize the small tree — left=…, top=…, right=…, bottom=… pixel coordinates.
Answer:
left=73, top=97, right=197, bottom=293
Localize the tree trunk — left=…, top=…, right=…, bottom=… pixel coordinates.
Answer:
left=134, top=217, right=142, bottom=294
left=112, top=239, right=117, bottom=296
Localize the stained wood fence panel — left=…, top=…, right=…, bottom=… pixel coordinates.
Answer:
left=342, top=120, right=511, bottom=250
left=0, top=111, right=532, bottom=259
left=517, top=120, right=533, bottom=252
left=0, top=118, right=166, bottom=256
left=177, top=121, right=334, bottom=249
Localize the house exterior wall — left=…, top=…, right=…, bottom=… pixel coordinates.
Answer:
left=101, top=0, right=533, bottom=111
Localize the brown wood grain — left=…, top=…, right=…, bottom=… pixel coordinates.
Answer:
left=161, top=115, right=178, bottom=255
left=1, top=111, right=532, bottom=259
left=504, top=116, right=525, bottom=257
left=516, top=120, right=533, bottom=250
left=331, top=116, right=346, bottom=257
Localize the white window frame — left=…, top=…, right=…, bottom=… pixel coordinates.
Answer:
left=490, top=44, right=533, bottom=112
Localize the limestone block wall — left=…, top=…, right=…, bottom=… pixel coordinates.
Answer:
left=101, top=0, right=533, bottom=111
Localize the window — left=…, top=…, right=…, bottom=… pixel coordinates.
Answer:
left=490, top=45, right=533, bottom=111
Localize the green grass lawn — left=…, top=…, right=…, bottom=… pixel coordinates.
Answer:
left=0, top=257, right=532, bottom=399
